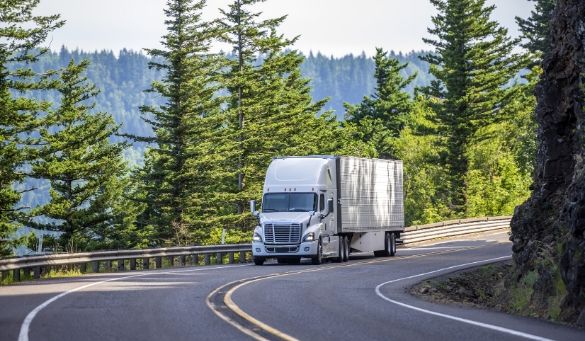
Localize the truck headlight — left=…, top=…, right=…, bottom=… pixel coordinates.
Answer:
left=253, top=232, right=263, bottom=242
left=302, top=232, right=315, bottom=242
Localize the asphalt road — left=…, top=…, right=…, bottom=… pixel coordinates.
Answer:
left=1, top=230, right=583, bottom=341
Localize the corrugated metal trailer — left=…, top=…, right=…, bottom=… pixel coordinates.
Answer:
left=336, top=157, right=404, bottom=233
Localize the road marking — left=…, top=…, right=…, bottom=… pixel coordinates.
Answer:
left=207, top=247, right=482, bottom=341
left=374, top=256, right=555, bottom=341
left=18, top=264, right=249, bottom=341
left=401, top=246, right=472, bottom=250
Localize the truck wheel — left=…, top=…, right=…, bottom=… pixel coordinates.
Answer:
left=253, top=257, right=265, bottom=265
left=389, top=233, right=396, bottom=257
left=312, top=240, right=323, bottom=265
left=342, top=236, right=349, bottom=262
left=289, top=257, right=301, bottom=265
left=374, top=233, right=393, bottom=257
left=335, top=237, right=343, bottom=263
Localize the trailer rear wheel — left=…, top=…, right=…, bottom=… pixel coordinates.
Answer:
left=335, top=237, right=343, bottom=263
left=389, top=233, right=396, bottom=257
left=374, top=232, right=395, bottom=257
left=342, top=236, right=349, bottom=262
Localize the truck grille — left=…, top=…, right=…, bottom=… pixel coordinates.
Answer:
left=264, top=224, right=301, bottom=244
left=266, top=246, right=299, bottom=253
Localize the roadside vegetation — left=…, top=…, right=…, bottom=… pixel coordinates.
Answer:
left=411, top=259, right=570, bottom=326
left=0, top=0, right=539, bottom=254
left=414, top=0, right=585, bottom=327
left=2, top=0, right=584, bottom=326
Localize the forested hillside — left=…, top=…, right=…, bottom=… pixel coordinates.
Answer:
left=14, top=48, right=429, bottom=212
left=2, top=0, right=534, bottom=259
left=301, top=51, right=430, bottom=116
left=28, top=48, right=430, bottom=142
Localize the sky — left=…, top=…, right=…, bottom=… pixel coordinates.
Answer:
left=35, top=0, right=534, bottom=57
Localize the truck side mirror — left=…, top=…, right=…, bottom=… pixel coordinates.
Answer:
left=327, top=198, right=334, bottom=214
left=250, top=200, right=259, bottom=217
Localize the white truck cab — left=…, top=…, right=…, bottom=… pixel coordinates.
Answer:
left=250, top=155, right=404, bottom=265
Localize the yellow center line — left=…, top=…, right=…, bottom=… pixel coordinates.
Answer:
left=207, top=245, right=483, bottom=341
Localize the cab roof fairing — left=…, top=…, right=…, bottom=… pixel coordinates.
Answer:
left=263, top=157, right=335, bottom=193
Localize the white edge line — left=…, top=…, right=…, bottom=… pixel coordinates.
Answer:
left=402, top=246, right=472, bottom=251
left=18, top=264, right=249, bottom=341
left=375, top=256, right=555, bottom=341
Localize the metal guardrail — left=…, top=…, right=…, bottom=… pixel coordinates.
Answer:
left=0, top=244, right=252, bottom=283
left=0, top=216, right=511, bottom=284
left=401, top=217, right=511, bottom=244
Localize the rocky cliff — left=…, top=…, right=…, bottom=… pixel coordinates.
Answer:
left=510, top=0, right=585, bottom=325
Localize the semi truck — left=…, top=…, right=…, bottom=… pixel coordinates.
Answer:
left=250, top=155, right=404, bottom=265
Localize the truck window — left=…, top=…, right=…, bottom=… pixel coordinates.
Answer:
left=319, top=194, right=325, bottom=211
left=262, top=193, right=318, bottom=212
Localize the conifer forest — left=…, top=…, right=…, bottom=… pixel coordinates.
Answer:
left=0, top=0, right=560, bottom=255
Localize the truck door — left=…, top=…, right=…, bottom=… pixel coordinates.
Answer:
left=320, top=192, right=337, bottom=255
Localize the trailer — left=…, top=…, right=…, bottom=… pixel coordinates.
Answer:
left=250, top=155, right=404, bottom=265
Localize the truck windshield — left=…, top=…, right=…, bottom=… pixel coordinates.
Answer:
left=262, top=193, right=317, bottom=212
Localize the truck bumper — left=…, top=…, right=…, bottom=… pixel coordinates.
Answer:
left=252, top=240, right=318, bottom=257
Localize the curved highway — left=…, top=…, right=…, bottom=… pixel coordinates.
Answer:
left=1, top=230, right=583, bottom=341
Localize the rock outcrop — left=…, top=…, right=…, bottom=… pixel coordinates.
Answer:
left=510, top=0, right=585, bottom=325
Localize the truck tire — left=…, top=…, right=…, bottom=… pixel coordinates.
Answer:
left=342, top=236, right=349, bottom=262
left=389, top=232, right=396, bottom=257
left=253, top=257, right=265, bottom=265
left=277, top=258, right=288, bottom=264
left=312, top=240, right=323, bottom=265
left=335, top=237, right=343, bottom=263
left=374, top=232, right=394, bottom=257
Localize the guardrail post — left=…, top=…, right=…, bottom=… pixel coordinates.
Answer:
left=204, top=254, right=210, bottom=265
left=33, top=266, right=41, bottom=279
left=167, top=256, right=174, bottom=268
left=239, top=251, right=246, bottom=263
left=228, top=252, right=234, bottom=264
left=92, top=261, right=99, bottom=273
left=155, top=257, right=162, bottom=269
left=13, top=269, right=20, bottom=282
left=130, top=259, right=136, bottom=271
left=118, top=260, right=125, bottom=272
left=179, top=255, right=186, bottom=267
left=191, top=254, right=198, bottom=265
left=80, top=263, right=87, bottom=273
left=143, top=258, right=150, bottom=270
left=105, top=260, right=112, bottom=272
left=216, top=252, right=223, bottom=265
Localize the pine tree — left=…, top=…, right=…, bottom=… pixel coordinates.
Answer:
left=29, top=60, right=127, bottom=251
left=215, top=0, right=330, bottom=238
left=516, top=0, right=556, bottom=58
left=421, top=0, right=526, bottom=211
left=136, top=0, right=223, bottom=245
left=345, top=48, right=415, bottom=158
left=0, top=0, right=63, bottom=256
left=394, top=95, right=450, bottom=225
